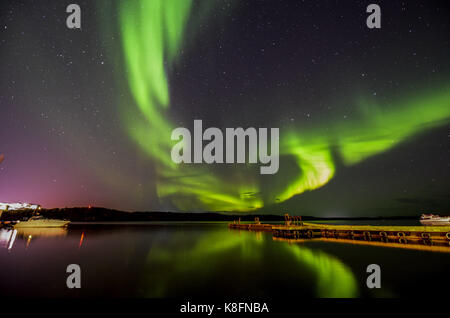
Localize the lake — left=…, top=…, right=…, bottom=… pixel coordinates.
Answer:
left=1, top=222, right=449, bottom=298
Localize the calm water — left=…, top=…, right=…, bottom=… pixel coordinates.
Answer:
left=0, top=222, right=449, bottom=298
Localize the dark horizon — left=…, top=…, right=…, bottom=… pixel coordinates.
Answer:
left=1, top=206, right=424, bottom=223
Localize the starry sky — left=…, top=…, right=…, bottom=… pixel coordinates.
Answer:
left=1, top=0, right=449, bottom=216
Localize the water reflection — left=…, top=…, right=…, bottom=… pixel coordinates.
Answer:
left=0, top=224, right=358, bottom=297
left=16, top=227, right=68, bottom=238
left=283, top=242, right=358, bottom=297
left=0, top=227, right=68, bottom=250
left=139, top=227, right=358, bottom=298
left=1, top=223, right=449, bottom=298
left=0, top=228, right=17, bottom=250
left=274, top=237, right=450, bottom=253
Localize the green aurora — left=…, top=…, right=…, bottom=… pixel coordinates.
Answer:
left=117, top=0, right=450, bottom=212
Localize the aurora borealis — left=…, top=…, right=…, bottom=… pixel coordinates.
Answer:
left=1, top=0, right=449, bottom=215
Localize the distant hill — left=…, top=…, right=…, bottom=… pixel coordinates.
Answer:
left=0, top=206, right=416, bottom=222
left=0, top=207, right=284, bottom=222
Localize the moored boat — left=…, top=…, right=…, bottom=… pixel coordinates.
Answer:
left=420, top=214, right=450, bottom=226
left=14, top=215, right=70, bottom=228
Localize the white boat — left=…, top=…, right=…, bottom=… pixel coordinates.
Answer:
left=420, top=214, right=450, bottom=226
left=14, top=215, right=70, bottom=228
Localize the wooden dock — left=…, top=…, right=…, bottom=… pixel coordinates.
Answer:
left=272, top=222, right=450, bottom=242
left=229, top=215, right=450, bottom=250
left=228, top=217, right=275, bottom=231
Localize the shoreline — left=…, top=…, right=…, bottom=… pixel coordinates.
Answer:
left=0, top=206, right=421, bottom=223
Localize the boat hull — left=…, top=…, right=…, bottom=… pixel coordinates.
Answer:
left=420, top=219, right=450, bottom=226
left=14, top=220, right=70, bottom=228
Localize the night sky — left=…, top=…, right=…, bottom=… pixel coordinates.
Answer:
left=1, top=0, right=449, bottom=216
